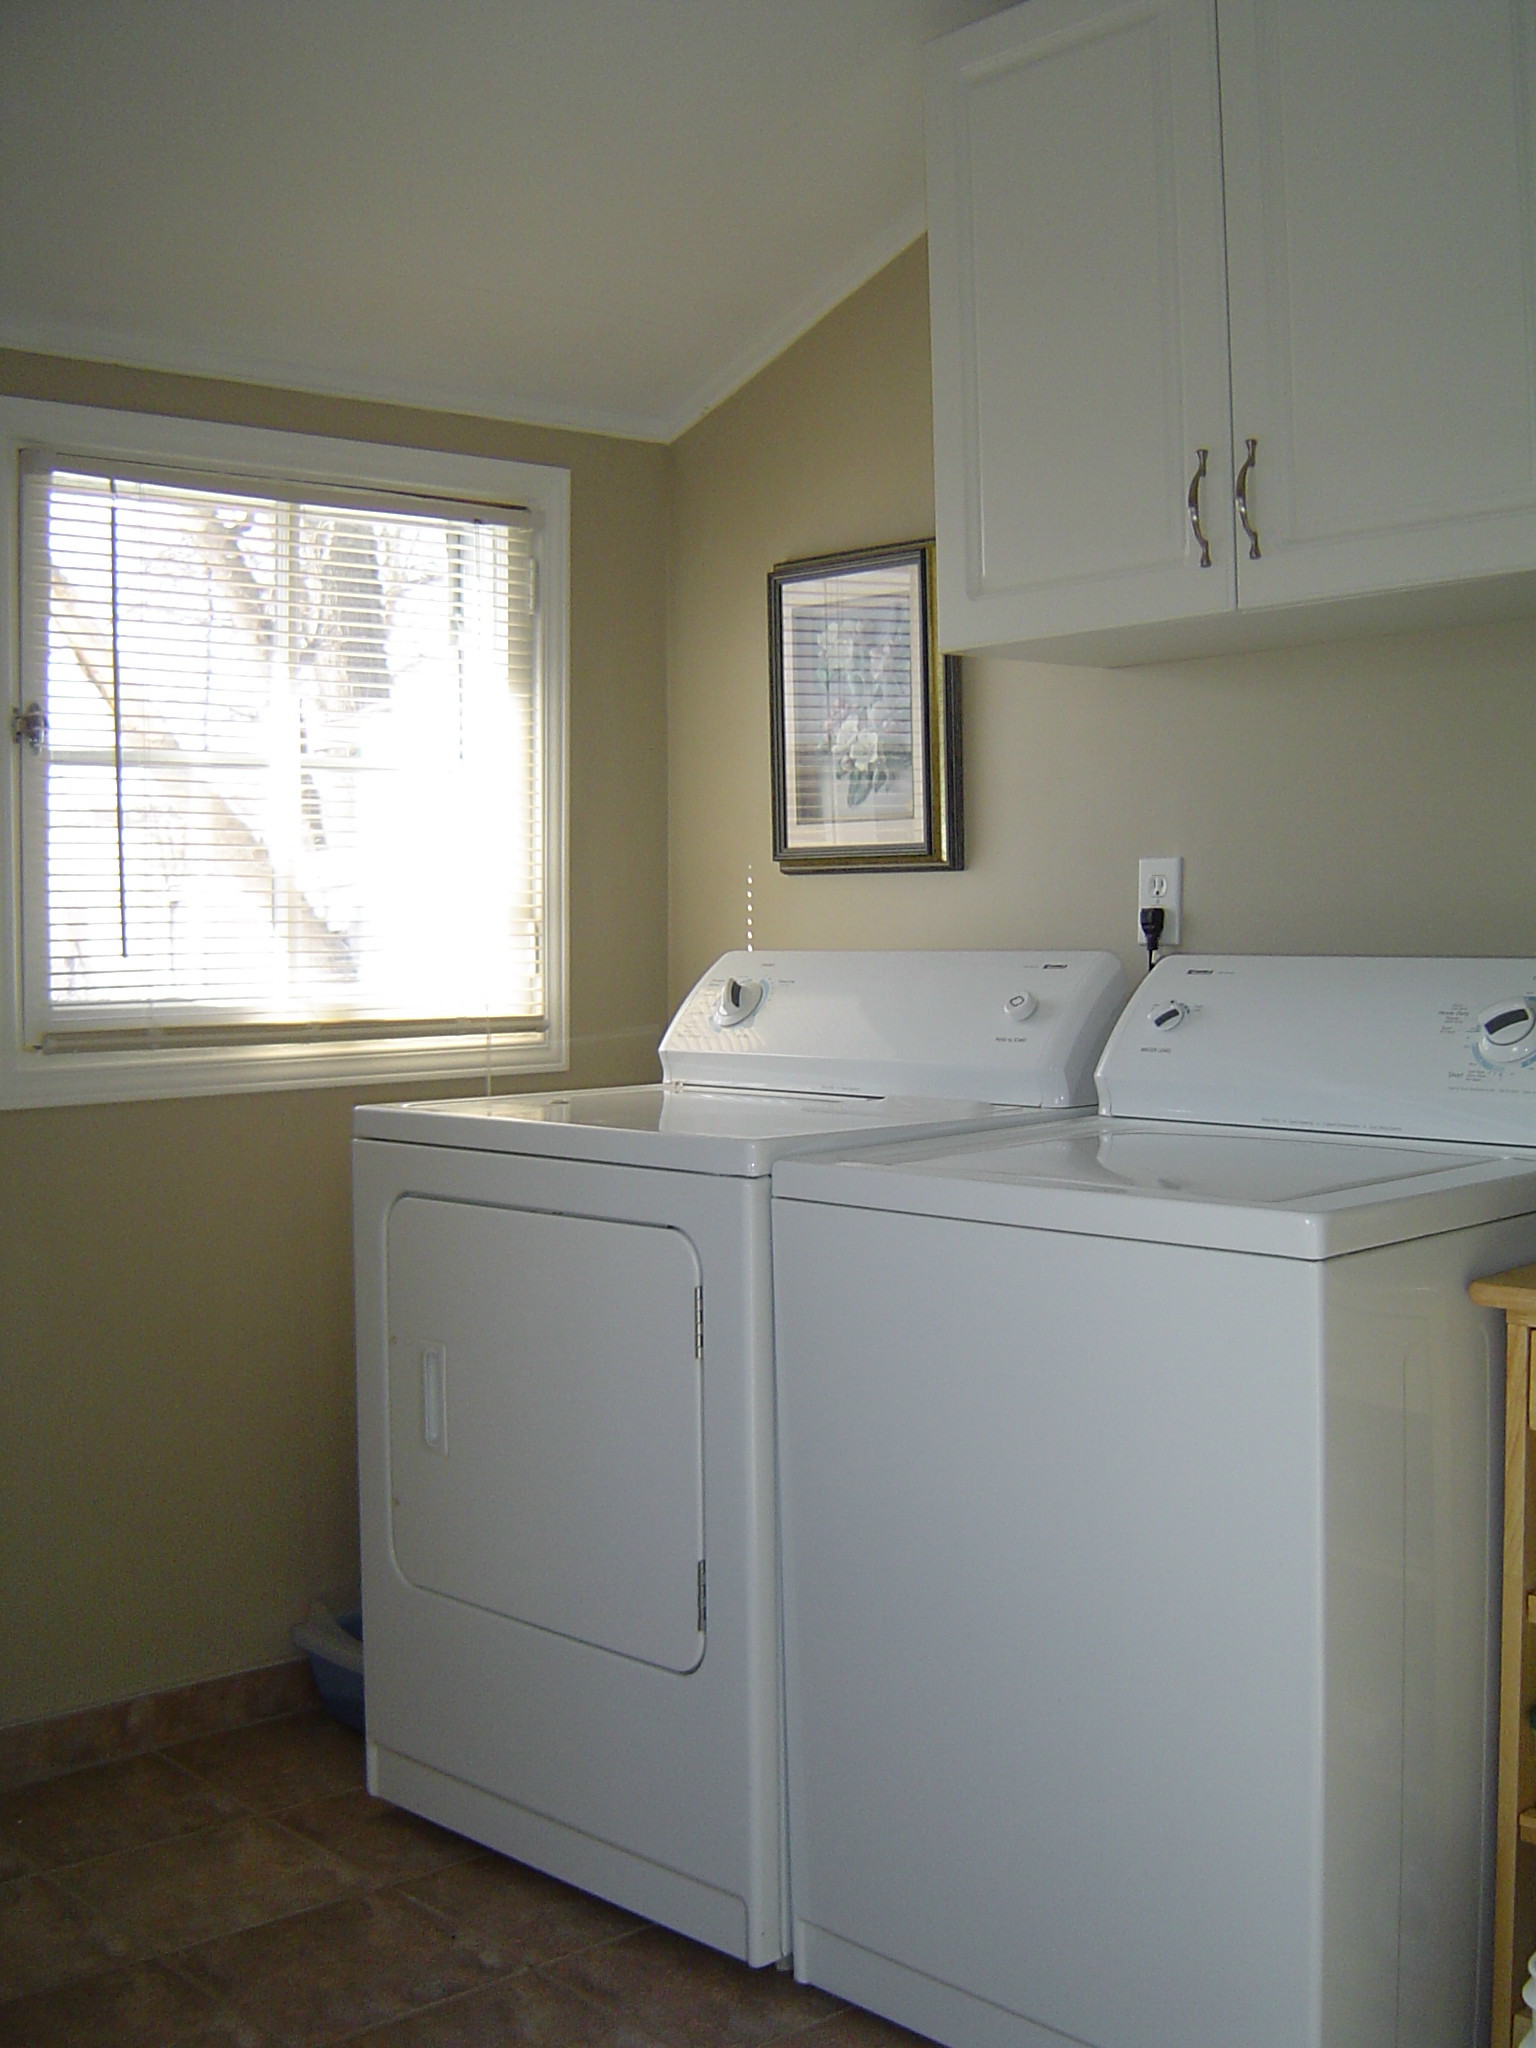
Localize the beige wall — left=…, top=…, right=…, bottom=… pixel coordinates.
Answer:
left=13, top=225, right=1536, bottom=1728
left=0, top=351, right=671, bottom=1725
left=667, top=239, right=1536, bottom=1001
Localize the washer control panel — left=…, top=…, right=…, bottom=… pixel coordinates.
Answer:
left=1096, top=955, right=1536, bottom=1144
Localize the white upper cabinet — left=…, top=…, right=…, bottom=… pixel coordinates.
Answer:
left=927, top=0, right=1234, bottom=649
left=1221, top=1, right=1536, bottom=609
left=927, top=0, right=1536, bottom=664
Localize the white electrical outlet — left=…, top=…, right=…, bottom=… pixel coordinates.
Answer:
left=1137, top=856, right=1183, bottom=947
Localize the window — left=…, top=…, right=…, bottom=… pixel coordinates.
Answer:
left=0, top=401, right=567, bottom=1106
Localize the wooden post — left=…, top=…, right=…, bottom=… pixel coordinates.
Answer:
left=1470, top=1265, right=1536, bottom=2048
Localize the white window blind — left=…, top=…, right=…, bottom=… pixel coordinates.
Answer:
left=17, top=456, right=547, bottom=1059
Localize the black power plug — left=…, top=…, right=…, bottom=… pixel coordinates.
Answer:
left=1140, top=905, right=1165, bottom=974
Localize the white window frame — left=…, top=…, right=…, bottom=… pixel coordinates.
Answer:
left=0, top=398, right=568, bottom=1108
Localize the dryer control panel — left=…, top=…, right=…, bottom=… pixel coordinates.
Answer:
left=662, top=949, right=1129, bottom=1109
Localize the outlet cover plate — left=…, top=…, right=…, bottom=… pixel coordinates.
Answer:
left=1137, top=856, right=1183, bottom=946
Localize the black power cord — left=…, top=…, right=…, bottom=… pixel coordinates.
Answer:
left=1140, top=905, right=1165, bottom=975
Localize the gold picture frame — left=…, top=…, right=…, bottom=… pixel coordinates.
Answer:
left=768, top=539, right=962, bottom=873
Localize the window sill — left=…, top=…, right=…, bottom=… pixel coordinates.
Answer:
left=0, top=1026, right=568, bottom=1110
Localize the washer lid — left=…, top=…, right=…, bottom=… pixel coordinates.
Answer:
left=1097, top=954, right=1536, bottom=1145
left=772, top=1116, right=1536, bottom=1258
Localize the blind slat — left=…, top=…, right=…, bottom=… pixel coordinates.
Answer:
left=21, top=459, right=545, bottom=1047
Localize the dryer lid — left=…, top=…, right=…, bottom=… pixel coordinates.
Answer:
left=353, top=1079, right=1046, bottom=1174
left=1096, top=955, right=1536, bottom=1146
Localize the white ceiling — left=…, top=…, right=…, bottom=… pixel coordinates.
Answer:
left=0, top=0, right=1008, bottom=442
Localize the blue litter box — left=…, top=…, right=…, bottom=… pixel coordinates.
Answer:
left=293, top=1605, right=365, bottom=1732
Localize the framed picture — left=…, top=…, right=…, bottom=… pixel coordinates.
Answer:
left=768, top=539, right=962, bottom=872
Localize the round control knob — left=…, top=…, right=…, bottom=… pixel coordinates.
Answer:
left=1148, top=1000, right=1188, bottom=1033
left=1003, top=991, right=1037, bottom=1022
left=1478, top=999, right=1536, bottom=1062
left=712, top=976, right=766, bottom=1028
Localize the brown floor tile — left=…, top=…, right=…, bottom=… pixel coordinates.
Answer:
left=171, top=2020, right=277, bottom=2047
left=0, top=1957, right=220, bottom=2047
left=51, top=1817, right=364, bottom=1955
left=0, top=1727, right=927, bottom=2048
left=341, top=1969, right=674, bottom=2046
left=544, top=1926, right=843, bottom=2047
left=276, top=1788, right=477, bottom=1886
left=175, top=2025, right=276, bottom=2047
left=0, top=1873, right=130, bottom=2000
left=165, top=1712, right=366, bottom=1813
left=398, top=1853, right=644, bottom=1969
left=793, top=2009, right=938, bottom=2047
left=176, top=1889, right=504, bottom=2048
left=0, top=1753, right=242, bottom=1871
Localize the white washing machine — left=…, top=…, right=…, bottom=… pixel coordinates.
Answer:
left=771, top=955, right=1536, bottom=2048
left=352, top=947, right=1127, bottom=1966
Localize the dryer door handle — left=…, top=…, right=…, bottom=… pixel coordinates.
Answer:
left=421, top=1344, right=447, bottom=1453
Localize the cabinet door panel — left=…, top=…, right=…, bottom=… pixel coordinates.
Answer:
left=1222, top=0, right=1536, bottom=607
left=927, top=0, right=1233, bottom=651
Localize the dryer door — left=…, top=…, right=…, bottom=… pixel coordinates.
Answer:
left=385, top=1198, right=705, bottom=1673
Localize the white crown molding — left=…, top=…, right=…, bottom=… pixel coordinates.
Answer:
left=0, top=214, right=927, bottom=451
left=0, top=315, right=678, bottom=445
left=657, top=209, right=927, bottom=443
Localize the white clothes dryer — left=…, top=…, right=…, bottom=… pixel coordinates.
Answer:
left=771, top=956, right=1536, bottom=2048
left=352, top=948, right=1127, bottom=1966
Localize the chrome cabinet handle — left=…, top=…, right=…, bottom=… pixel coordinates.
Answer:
left=1187, top=448, right=1212, bottom=568
left=1235, top=437, right=1261, bottom=558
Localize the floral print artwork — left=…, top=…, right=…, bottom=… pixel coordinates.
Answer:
left=769, top=541, right=961, bottom=871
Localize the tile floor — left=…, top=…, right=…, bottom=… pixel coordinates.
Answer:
left=0, top=1707, right=929, bottom=2047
